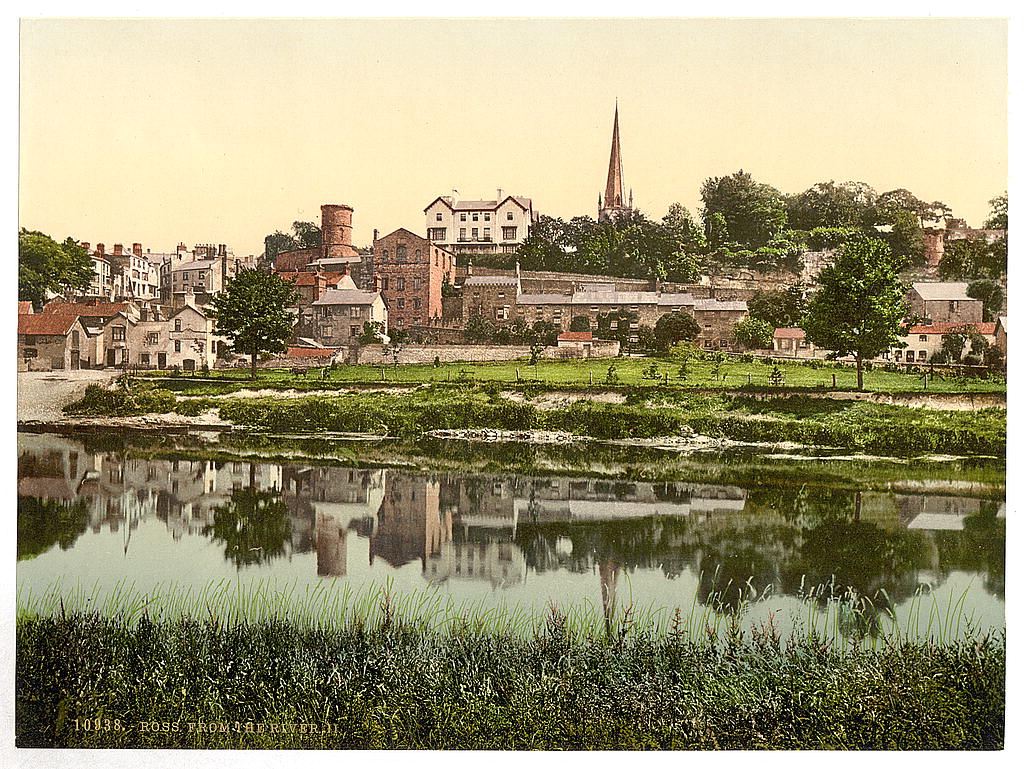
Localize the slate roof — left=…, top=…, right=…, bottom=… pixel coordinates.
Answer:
left=904, top=322, right=996, bottom=335
left=693, top=299, right=747, bottom=311
left=911, top=282, right=974, bottom=301
left=464, top=276, right=520, bottom=286
left=42, top=302, right=131, bottom=317
left=312, top=289, right=381, bottom=306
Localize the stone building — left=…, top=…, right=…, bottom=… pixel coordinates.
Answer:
left=309, top=277, right=388, bottom=345
left=922, top=216, right=1008, bottom=269
left=372, top=228, right=455, bottom=331
left=906, top=282, right=984, bottom=324
left=424, top=192, right=538, bottom=257
left=888, top=321, right=996, bottom=365
left=127, top=304, right=219, bottom=370
left=273, top=204, right=364, bottom=276
left=17, top=313, right=89, bottom=371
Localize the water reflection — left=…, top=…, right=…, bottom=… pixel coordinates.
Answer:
left=17, top=433, right=1005, bottom=630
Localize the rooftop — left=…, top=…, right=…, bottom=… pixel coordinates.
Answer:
left=19, top=314, right=81, bottom=336
left=42, top=302, right=132, bottom=317
left=557, top=331, right=593, bottom=342
left=284, top=346, right=339, bottom=358
left=911, top=282, right=974, bottom=301
left=312, top=288, right=381, bottom=306
left=464, top=276, right=520, bottom=286
left=905, top=321, right=996, bottom=335
left=774, top=327, right=806, bottom=339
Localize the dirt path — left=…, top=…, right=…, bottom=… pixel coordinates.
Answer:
left=17, top=370, right=121, bottom=422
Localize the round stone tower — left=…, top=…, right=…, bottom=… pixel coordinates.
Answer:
left=321, top=204, right=357, bottom=258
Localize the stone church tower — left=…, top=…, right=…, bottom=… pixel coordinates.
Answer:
left=598, top=102, right=633, bottom=222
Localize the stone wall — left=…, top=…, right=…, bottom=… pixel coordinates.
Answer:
left=351, top=343, right=620, bottom=366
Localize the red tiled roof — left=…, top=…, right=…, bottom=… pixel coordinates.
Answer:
left=284, top=346, right=338, bottom=359
left=905, top=322, right=996, bottom=335
left=42, top=302, right=130, bottom=317
left=773, top=328, right=805, bottom=339
left=19, top=314, right=80, bottom=336
left=557, top=331, right=593, bottom=342
left=18, top=301, right=33, bottom=314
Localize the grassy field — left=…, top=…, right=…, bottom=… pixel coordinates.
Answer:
left=143, top=354, right=1007, bottom=394
left=16, top=610, right=1004, bottom=749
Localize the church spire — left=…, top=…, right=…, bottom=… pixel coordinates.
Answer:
left=599, top=101, right=631, bottom=222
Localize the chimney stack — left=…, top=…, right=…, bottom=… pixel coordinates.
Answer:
left=132, top=243, right=142, bottom=256
left=96, top=243, right=105, bottom=256
left=113, top=243, right=124, bottom=256
left=497, top=188, right=503, bottom=201
left=80, top=242, right=90, bottom=253
left=373, top=228, right=379, bottom=243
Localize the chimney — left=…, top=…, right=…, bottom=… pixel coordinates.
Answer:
left=177, top=242, right=187, bottom=253
left=218, top=244, right=227, bottom=257
left=373, top=228, right=379, bottom=243
left=96, top=243, right=105, bottom=256
left=80, top=242, right=90, bottom=253
left=132, top=243, right=142, bottom=257
left=497, top=188, right=503, bottom=201
left=113, top=243, right=124, bottom=256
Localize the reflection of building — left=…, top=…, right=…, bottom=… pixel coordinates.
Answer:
left=371, top=475, right=450, bottom=569
left=898, top=494, right=983, bottom=531
left=426, top=541, right=526, bottom=588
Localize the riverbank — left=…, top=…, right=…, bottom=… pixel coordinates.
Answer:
left=16, top=612, right=1004, bottom=749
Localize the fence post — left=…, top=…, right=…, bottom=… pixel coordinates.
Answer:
left=516, top=367, right=520, bottom=382
left=832, top=373, right=836, bottom=388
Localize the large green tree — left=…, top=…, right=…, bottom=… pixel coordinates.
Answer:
left=784, top=180, right=879, bottom=231
left=984, top=193, right=1008, bottom=230
left=747, top=287, right=806, bottom=330
left=653, top=311, right=700, bottom=352
left=801, top=237, right=908, bottom=390
left=700, top=170, right=787, bottom=249
left=208, top=268, right=301, bottom=379
left=262, top=220, right=321, bottom=267
left=18, top=229, right=93, bottom=308
left=733, top=317, right=774, bottom=350
left=967, top=280, right=1005, bottom=322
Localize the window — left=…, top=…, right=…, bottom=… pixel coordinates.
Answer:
left=436, top=212, right=442, bottom=221
left=350, top=326, right=359, bottom=337
left=147, top=332, right=159, bottom=345
left=483, top=227, right=491, bottom=241
left=472, top=228, right=479, bottom=240
left=918, top=350, right=927, bottom=360
left=413, top=298, right=421, bottom=310
left=350, top=306, right=362, bottom=317
left=919, top=335, right=928, bottom=342
left=112, top=326, right=126, bottom=342
left=72, top=331, right=80, bottom=346
left=23, top=348, right=37, bottom=358
left=906, top=350, right=915, bottom=362
left=414, top=278, right=422, bottom=290
left=397, top=318, right=405, bottom=327
left=429, top=228, right=446, bottom=241
left=139, top=353, right=150, bottom=364
left=415, top=250, right=421, bottom=260
left=472, top=213, right=479, bottom=222
left=381, top=249, right=388, bottom=262
left=397, top=277, right=405, bottom=291
left=380, top=277, right=389, bottom=290
left=949, top=301, right=958, bottom=313
left=174, top=340, right=181, bottom=352
left=484, top=213, right=491, bottom=221
left=460, top=228, right=467, bottom=241
left=320, top=326, right=332, bottom=337
left=460, top=213, right=467, bottom=221
left=507, top=211, right=514, bottom=221
left=398, top=298, right=405, bottom=309
left=704, top=340, right=713, bottom=349
left=174, top=319, right=182, bottom=332
left=894, top=350, right=902, bottom=361
left=397, top=245, right=406, bottom=263
left=720, top=340, right=729, bottom=348
left=502, top=226, right=517, bottom=240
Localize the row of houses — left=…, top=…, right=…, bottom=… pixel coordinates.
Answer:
left=17, top=299, right=219, bottom=372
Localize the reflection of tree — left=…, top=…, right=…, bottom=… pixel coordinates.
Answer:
left=781, top=520, right=932, bottom=633
left=202, top=485, right=291, bottom=568
left=932, top=502, right=1005, bottom=597
left=17, top=497, right=92, bottom=560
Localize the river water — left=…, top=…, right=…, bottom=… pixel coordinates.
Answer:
left=16, top=430, right=1005, bottom=638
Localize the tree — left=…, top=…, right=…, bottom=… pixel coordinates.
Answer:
left=569, top=315, right=592, bottom=332
left=358, top=321, right=386, bottom=345
left=784, top=180, right=878, bottom=231
left=208, top=269, right=301, bottom=379
left=886, top=209, right=926, bottom=266
left=967, top=280, right=1004, bottom=322
left=747, top=287, right=806, bottom=330
left=938, top=238, right=1006, bottom=280
left=203, top=483, right=292, bottom=568
left=984, top=193, right=1007, bottom=230
left=733, top=318, right=774, bottom=350
left=261, top=220, right=321, bottom=267
left=291, top=220, right=322, bottom=250
left=801, top=238, right=908, bottom=390
left=18, top=229, right=93, bottom=308
left=653, top=312, right=700, bottom=352
left=700, top=170, right=787, bottom=248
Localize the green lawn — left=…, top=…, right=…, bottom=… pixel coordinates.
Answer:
left=151, top=355, right=1006, bottom=394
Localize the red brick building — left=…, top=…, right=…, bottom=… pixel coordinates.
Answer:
left=372, top=228, right=455, bottom=331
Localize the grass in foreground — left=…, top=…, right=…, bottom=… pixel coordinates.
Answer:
left=16, top=609, right=1004, bottom=749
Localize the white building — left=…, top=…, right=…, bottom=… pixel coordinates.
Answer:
left=424, top=191, right=538, bottom=257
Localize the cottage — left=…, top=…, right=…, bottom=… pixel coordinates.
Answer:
left=18, top=313, right=89, bottom=371
left=906, top=282, right=983, bottom=324
left=888, top=321, right=996, bottom=364
left=310, top=278, right=388, bottom=345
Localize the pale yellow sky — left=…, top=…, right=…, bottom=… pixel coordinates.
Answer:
left=19, top=18, right=1007, bottom=256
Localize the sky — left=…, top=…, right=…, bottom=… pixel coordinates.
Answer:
left=19, top=18, right=1008, bottom=257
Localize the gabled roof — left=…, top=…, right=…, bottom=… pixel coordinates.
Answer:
left=19, top=313, right=81, bottom=336
left=312, top=289, right=382, bottom=306
left=166, top=305, right=208, bottom=321
left=694, top=299, right=747, bottom=311
left=423, top=196, right=532, bottom=213
left=171, top=258, right=219, bottom=271
left=911, top=282, right=974, bottom=301
left=375, top=227, right=427, bottom=243
left=774, top=327, right=806, bottom=339
left=997, top=316, right=1007, bottom=332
